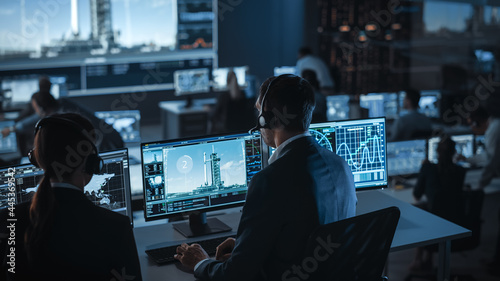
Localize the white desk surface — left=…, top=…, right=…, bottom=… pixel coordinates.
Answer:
left=158, top=98, right=216, bottom=114
left=133, top=190, right=470, bottom=280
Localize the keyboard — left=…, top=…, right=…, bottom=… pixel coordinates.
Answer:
left=145, top=236, right=234, bottom=265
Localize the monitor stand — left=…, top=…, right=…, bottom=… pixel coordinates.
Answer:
left=172, top=212, right=232, bottom=238
left=184, top=96, right=193, bottom=108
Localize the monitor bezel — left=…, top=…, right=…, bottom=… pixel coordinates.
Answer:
left=140, top=130, right=265, bottom=222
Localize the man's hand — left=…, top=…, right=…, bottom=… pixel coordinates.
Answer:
left=174, top=243, right=210, bottom=271
left=215, top=238, right=235, bottom=261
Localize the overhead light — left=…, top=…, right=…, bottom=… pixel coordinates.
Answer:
left=365, top=24, right=377, bottom=31
left=392, top=23, right=402, bottom=30
left=339, top=25, right=351, bottom=32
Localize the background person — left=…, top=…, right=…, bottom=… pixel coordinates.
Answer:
left=391, top=89, right=433, bottom=141
left=0, top=113, right=142, bottom=281
left=209, top=70, right=256, bottom=134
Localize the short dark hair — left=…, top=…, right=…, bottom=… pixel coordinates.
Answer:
left=38, top=76, right=52, bottom=93
left=301, top=69, right=320, bottom=90
left=299, top=47, right=312, bottom=57
left=257, top=75, right=315, bottom=132
left=32, top=92, right=59, bottom=112
left=405, top=89, right=421, bottom=109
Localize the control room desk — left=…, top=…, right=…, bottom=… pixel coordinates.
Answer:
left=133, top=190, right=470, bottom=281
left=158, top=99, right=216, bottom=140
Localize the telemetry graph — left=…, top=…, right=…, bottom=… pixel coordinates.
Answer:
left=335, top=119, right=387, bottom=187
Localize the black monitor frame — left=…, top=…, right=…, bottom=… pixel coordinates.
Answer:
left=140, top=131, right=265, bottom=237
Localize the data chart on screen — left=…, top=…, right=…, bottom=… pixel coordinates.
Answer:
left=334, top=118, right=387, bottom=188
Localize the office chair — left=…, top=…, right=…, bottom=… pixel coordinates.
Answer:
left=300, top=206, right=400, bottom=281
left=405, top=189, right=485, bottom=281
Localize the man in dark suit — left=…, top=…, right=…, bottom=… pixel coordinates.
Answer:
left=174, top=74, right=357, bottom=280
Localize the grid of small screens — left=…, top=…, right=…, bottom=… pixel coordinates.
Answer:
left=141, top=132, right=263, bottom=221
left=95, top=110, right=141, bottom=143
left=273, top=66, right=297, bottom=77
left=212, top=66, right=249, bottom=91
left=0, top=121, right=18, bottom=154
left=173, top=66, right=249, bottom=95
left=0, top=149, right=134, bottom=225
left=337, top=90, right=442, bottom=120
left=308, top=118, right=388, bottom=190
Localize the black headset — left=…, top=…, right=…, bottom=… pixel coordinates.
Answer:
left=249, top=74, right=299, bottom=133
left=29, top=116, right=104, bottom=175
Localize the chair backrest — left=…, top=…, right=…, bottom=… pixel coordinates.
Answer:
left=451, top=189, right=484, bottom=251
left=298, top=206, right=400, bottom=281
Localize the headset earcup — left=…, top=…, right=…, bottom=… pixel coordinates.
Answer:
left=259, top=115, right=267, bottom=127
left=28, top=149, right=39, bottom=167
left=85, top=154, right=104, bottom=175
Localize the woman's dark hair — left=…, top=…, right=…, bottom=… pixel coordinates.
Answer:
left=405, top=89, right=421, bottom=109
left=437, top=135, right=456, bottom=171
left=25, top=113, right=96, bottom=262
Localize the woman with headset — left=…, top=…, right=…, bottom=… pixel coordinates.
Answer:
left=0, top=113, right=142, bottom=281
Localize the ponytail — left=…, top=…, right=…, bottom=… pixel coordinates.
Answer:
left=25, top=173, right=55, bottom=262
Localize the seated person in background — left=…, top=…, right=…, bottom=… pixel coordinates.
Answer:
left=16, top=76, right=52, bottom=122
left=296, top=47, right=334, bottom=94
left=301, top=69, right=327, bottom=123
left=174, top=74, right=357, bottom=280
left=2, top=91, right=124, bottom=154
left=209, top=70, right=256, bottom=134
left=1, top=92, right=59, bottom=154
left=411, top=136, right=466, bottom=271
left=391, top=89, right=432, bottom=141
left=0, top=113, right=142, bottom=281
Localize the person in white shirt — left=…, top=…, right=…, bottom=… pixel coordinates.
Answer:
left=296, top=47, right=334, bottom=91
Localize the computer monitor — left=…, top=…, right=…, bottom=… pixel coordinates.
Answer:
left=212, top=66, right=248, bottom=92
left=399, top=90, right=441, bottom=119
left=273, top=66, right=296, bottom=77
left=309, top=117, right=388, bottom=190
left=0, top=76, right=65, bottom=105
left=0, top=121, right=18, bottom=154
left=428, top=135, right=474, bottom=167
left=141, top=131, right=264, bottom=237
left=326, top=95, right=350, bottom=121
left=0, top=149, right=134, bottom=225
left=360, top=93, right=398, bottom=119
left=95, top=110, right=141, bottom=143
left=173, top=68, right=210, bottom=95
left=387, top=139, right=427, bottom=176
left=1, top=78, right=39, bottom=104
left=474, top=135, right=487, bottom=167
left=419, top=90, right=441, bottom=118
